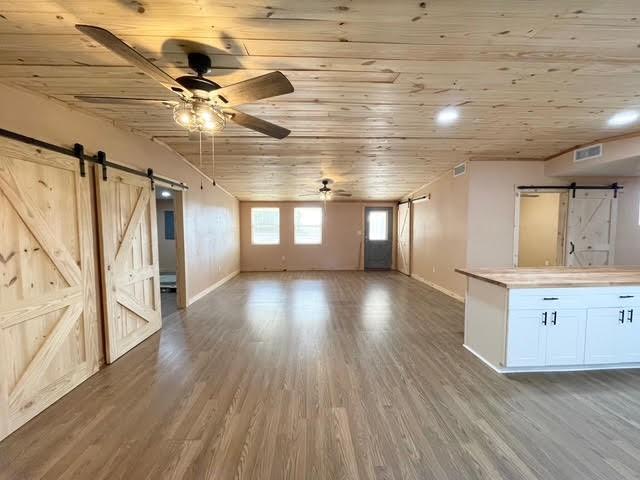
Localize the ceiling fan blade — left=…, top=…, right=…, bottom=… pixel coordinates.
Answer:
left=211, top=71, right=293, bottom=107
left=333, top=192, right=353, bottom=197
left=299, top=193, right=320, bottom=197
left=75, top=25, right=192, bottom=99
left=225, top=108, right=291, bottom=139
left=74, top=95, right=177, bottom=106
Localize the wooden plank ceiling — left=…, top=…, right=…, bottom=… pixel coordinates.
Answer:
left=1, top=1, right=640, bottom=200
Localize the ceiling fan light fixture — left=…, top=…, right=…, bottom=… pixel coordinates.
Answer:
left=173, top=101, right=226, bottom=133
left=173, top=102, right=193, bottom=128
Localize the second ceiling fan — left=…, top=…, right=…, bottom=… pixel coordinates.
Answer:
left=74, top=25, right=294, bottom=139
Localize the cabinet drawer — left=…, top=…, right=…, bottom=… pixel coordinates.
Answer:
left=509, top=287, right=640, bottom=310
left=509, top=291, right=583, bottom=310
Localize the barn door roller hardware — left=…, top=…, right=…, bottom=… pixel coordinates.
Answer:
left=517, top=182, right=622, bottom=198
left=398, top=194, right=428, bottom=206
left=0, top=128, right=189, bottom=190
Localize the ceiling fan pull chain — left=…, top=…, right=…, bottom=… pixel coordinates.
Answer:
left=199, top=130, right=203, bottom=190
left=211, top=134, right=216, bottom=186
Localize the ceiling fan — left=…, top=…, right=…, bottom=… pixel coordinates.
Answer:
left=73, top=25, right=294, bottom=139
left=300, top=179, right=353, bottom=200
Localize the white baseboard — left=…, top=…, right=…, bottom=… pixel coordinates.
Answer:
left=411, top=274, right=465, bottom=302
left=464, top=344, right=640, bottom=374
left=188, top=270, right=239, bottom=306
left=463, top=344, right=504, bottom=373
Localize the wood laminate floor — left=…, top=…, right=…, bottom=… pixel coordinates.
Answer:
left=2, top=271, right=640, bottom=479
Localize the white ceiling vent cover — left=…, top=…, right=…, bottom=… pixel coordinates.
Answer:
left=453, top=162, right=467, bottom=177
left=574, top=144, right=603, bottom=163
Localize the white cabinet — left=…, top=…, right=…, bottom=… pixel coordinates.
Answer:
left=622, top=307, right=640, bottom=362
left=507, top=310, right=546, bottom=367
left=585, top=308, right=624, bottom=364
left=586, top=306, right=640, bottom=364
left=507, top=309, right=586, bottom=367
left=545, top=310, right=586, bottom=366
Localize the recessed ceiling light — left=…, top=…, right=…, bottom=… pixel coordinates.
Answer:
left=608, top=110, right=639, bottom=127
left=161, top=190, right=172, bottom=198
left=437, top=107, right=459, bottom=125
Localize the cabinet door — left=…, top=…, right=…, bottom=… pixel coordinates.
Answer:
left=585, top=308, right=624, bottom=364
left=622, top=307, right=640, bottom=362
left=507, top=310, right=547, bottom=367
left=545, top=309, right=586, bottom=366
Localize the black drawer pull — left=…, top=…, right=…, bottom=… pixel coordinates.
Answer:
left=628, top=309, right=634, bottom=323
left=619, top=295, right=635, bottom=299
left=619, top=310, right=625, bottom=324
left=543, top=297, right=559, bottom=301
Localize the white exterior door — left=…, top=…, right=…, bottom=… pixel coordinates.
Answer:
left=507, top=310, right=547, bottom=367
left=545, top=309, right=586, bottom=366
left=585, top=308, right=624, bottom=364
left=566, top=190, right=617, bottom=266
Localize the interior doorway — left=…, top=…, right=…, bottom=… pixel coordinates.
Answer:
left=514, top=191, right=568, bottom=267
left=155, top=187, right=186, bottom=318
left=364, top=207, right=394, bottom=270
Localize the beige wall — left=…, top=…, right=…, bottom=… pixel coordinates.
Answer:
left=240, top=201, right=396, bottom=271
left=408, top=170, right=469, bottom=298
left=518, top=193, right=561, bottom=267
left=615, top=176, right=640, bottom=265
left=0, top=84, right=240, bottom=303
left=467, top=161, right=640, bottom=268
left=156, top=198, right=177, bottom=273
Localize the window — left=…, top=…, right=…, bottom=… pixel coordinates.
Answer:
left=251, top=208, right=280, bottom=245
left=368, top=210, right=388, bottom=241
left=164, top=210, right=175, bottom=240
left=294, top=207, right=323, bottom=244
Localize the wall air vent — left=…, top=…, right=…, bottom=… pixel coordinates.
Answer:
left=574, top=144, right=603, bottom=163
left=453, top=162, right=467, bottom=177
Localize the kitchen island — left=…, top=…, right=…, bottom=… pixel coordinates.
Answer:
left=456, top=267, right=640, bottom=373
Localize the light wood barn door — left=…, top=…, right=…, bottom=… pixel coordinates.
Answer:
left=0, top=137, right=101, bottom=441
left=96, top=170, right=161, bottom=363
left=397, top=202, right=411, bottom=275
left=566, top=190, right=618, bottom=267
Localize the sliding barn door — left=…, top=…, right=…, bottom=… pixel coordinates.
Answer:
left=0, top=137, right=101, bottom=441
left=96, top=170, right=161, bottom=363
left=566, top=190, right=618, bottom=267
left=397, top=202, right=411, bottom=275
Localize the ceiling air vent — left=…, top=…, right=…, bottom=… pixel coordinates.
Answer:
left=574, top=144, right=602, bottom=163
left=453, top=162, right=467, bottom=177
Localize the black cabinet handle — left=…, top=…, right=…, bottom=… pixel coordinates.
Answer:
left=619, top=310, right=625, bottom=324
left=620, top=295, right=635, bottom=299
left=569, top=241, right=575, bottom=255
left=551, top=311, right=557, bottom=325
left=628, top=309, right=634, bottom=323
left=542, top=312, right=548, bottom=326
left=543, top=297, right=559, bottom=301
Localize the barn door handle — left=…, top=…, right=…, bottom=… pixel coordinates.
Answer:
left=569, top=241, right=575, bottom=255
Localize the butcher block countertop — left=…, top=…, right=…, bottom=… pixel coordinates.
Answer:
left=455, top=267, right=640, bottom=288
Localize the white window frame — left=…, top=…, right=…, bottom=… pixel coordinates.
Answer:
left=294, top=207, right=323, bottom=245
left=251, top=207, right=280, bottom=245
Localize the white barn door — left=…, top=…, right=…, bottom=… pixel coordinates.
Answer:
left=566, top=190, right=618, bottom=267
left=397, top=202, right=411, bottom=275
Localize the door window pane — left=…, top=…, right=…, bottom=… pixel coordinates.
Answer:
left=368, top=210, right=388, bottom=241
left=251, top=207, right=280, bottom=245
left=294, top=207, right=323, bottom=244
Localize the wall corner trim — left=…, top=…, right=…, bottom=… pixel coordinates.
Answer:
left=188, top=270, right=240, bottom=306
left=411, top=273, right=465, bottom=303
